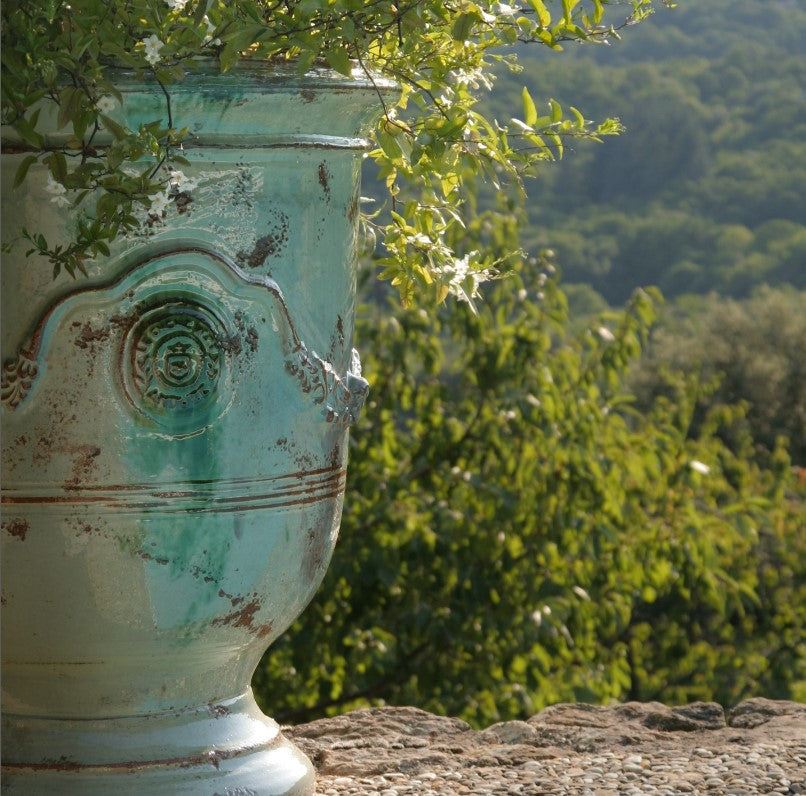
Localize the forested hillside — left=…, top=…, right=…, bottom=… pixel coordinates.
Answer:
left=489, top=0, right=806, bottom=464
left=491, top=0, right=806, bottom=303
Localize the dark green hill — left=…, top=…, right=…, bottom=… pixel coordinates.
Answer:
left=488, top=0, right=806, bottom=303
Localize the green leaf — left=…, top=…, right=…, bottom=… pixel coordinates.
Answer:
left=324, top=47, right=352, bottom=77
left=522, top=87, right=537, bottom=127
left=569, top=106, right=585, bottom=126
left=100, top=114, right=127, bottom=141
left=46, top=151, right=68, bottom=183
left=57, top=86, right=82, bottom=130
left=340, top=16, right=356, bottom=40
left=72, top=108, right=93, bottom=141
left=107, top=148, right=124, bottom=170
left=219, top=22, right=269, bottom=55
left=12, top=115, right=44, bottom=149
left=529, top=0, right=551, bottom=26
left=13, top=155, right=38, bottom=188
left=451, top=13, right=477, bottom=42
left=219, top=45, right=240, bottom=73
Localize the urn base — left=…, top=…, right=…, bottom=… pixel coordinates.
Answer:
left=1, top=691, right=314, bottom=795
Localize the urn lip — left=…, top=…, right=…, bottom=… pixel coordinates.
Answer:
left=1, top=60, right=398, bottom=150
left=104, top=58, right=398, bottom=94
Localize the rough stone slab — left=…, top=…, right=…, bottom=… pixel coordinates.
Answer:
left=285, top=700, right=806, bottom=795
left=728, top=697, right=806, bottom=729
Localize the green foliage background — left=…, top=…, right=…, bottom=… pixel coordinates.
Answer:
left=254, top=266, right=804, bottom=727
left=253, top=0, right=806, bottom=726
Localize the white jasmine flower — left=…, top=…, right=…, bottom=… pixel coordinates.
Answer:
left=690, top=460, right=711, bottom=475
left=447, top=67, right=492, bottom=91
left=462, top=124, right=482, bottom=155
left=438, top=87, right=456, bottom=104
left=45, top=175, right=67, bottom=197
left=532, top=605, right=551, bottom=627
left=596, top=325, right=616, bottom=342
left=452, top=252, right=471, bottom=282
left=409, top=232, right=432, bottom=247
left=149, top=191, right=171, bottom=217
left=46, top=176, right=72, bottom=207
left=441, top=251, right=492, bottom=304
left=168, top=169, right=198, bottom=192
left=96, top=95, right=117, bottom=114
left=203, top=15, right=222, bottom=46
left=165, top=0, right=188, bottom=9
left=142, top=34, right=164, bottom=66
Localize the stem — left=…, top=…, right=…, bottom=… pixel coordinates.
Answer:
left=155, top=72, right=174, bottom=129
left=146, top=71, right=174, bottom=181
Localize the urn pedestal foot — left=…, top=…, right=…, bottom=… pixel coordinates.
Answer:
left=1, top=691, right=314, bottom=795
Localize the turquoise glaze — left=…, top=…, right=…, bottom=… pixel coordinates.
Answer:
left=1, top=64, right=392, bottom=794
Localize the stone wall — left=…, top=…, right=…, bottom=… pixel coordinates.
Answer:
left=287, top=698, right=806, bottom=795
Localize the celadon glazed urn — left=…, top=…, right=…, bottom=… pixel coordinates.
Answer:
left=1, top=63, right=390, bottom=794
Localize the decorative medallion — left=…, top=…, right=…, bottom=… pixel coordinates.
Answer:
left=1, top=249, right=370, bottom=426
left=121, top=300, right=229, bottom=433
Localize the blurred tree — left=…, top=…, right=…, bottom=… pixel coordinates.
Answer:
left=587, top=84, right=710, bottom=203
left=253, top=270, right=805, bottom=726
left=630, top=287, right=806, bottom=465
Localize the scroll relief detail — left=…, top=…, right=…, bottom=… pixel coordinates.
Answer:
left=285, top=344, right=369, bottom=425
left=1, top=350, right=39, bottom=410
